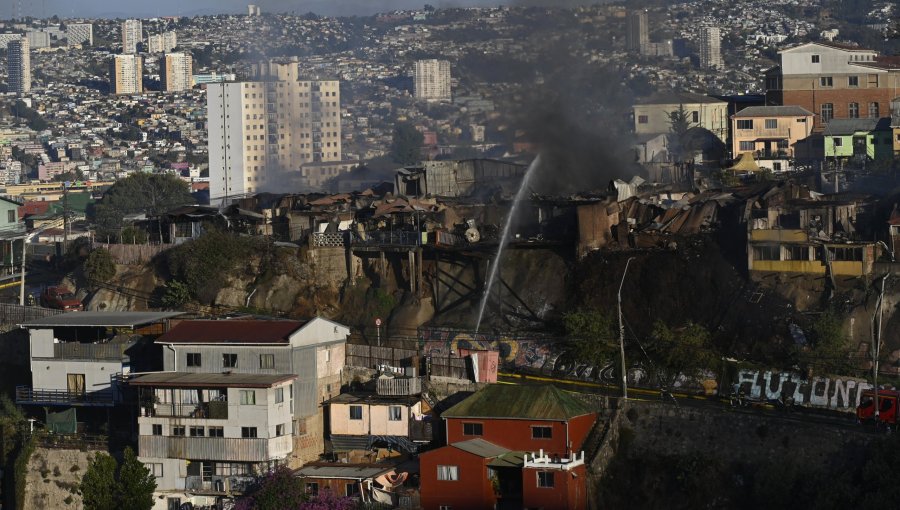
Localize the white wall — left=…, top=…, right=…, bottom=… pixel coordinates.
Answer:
left=781, top=45, right=879, bottom=75
left=207, top=82, right=247, bottom=205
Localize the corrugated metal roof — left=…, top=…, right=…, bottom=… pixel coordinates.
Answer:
left=825, top=118, right=891, bottom=135
left=635, top=91, right=726, bottom=105
left=330, top=435, right=371, bottom=452
left=296, top=463, right=394, bottom=480
left=488, top=451, right=526, bottom=468
left=440, top=385, right=593, bottom=421
left=156, top=319, right=305, bottom=344
left=732, top=106, right=814, bottom=118
left=127, top=372, right=295, bottom=388
left=452, top=438, right=509, bottom=458
left=20, top=311, right=184, bottom=328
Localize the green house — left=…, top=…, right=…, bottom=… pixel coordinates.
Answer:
left=0, top=196, right=25, bottom=272
left=823, top=118, right=893, bottom=162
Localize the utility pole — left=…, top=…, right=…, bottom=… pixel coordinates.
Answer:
left=62, top=181, right=69, bottom=246
left=617, top=257, right=636, bottom=400
left=872, top=274, right=888, bottom=428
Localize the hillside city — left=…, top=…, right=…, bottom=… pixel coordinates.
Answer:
left=0, top=0, right=899, bottom=509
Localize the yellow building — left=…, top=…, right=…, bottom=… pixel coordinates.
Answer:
left=731, top=106, right=814, bottom=172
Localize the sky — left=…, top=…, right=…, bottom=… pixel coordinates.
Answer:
left=27, top=0, right=598, bottom=19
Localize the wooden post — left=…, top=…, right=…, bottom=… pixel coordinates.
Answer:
left=408, top=250, right=416, bottom=293
left=417, top=248, right=424, bottom=298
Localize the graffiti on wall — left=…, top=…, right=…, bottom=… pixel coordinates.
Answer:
left=736, top=370, right=872, bottom=411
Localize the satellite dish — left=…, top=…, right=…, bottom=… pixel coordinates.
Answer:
left=465, top=228, right=481, bottom=243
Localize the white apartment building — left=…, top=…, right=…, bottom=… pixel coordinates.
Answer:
left=25, top=31, right=49, bottom=49
left=7, top=37, right=30, bottom=94
left=700, top=26, right=723, bottom=70
left=148, top=31, right=177, bottom=54
left=122, top=19, right=142, bottom=54
left=414, top=59, right=451, bottom=102
left=67, top=23, right=93, bottom=46
left=110, top=54, right=143, bottom=95
left=160, top=52, right=192, bottom=92
left=208, top=58, right=342, bottom=202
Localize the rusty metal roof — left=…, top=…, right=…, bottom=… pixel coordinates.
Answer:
left=128, top=372, right=296, bottom=388
left=156, top=319, right=305, bottom=344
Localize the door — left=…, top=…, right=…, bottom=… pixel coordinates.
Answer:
left=66, top=374, right=85, bottom=396
left=166, top=498, right=181, bottom=510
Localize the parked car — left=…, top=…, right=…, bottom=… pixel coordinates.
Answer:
left=39, top=286, right=83, bottom=311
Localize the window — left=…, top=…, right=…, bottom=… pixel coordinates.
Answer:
left=325, top=349, right=331, bottom=362
left=389, top=406, right=403, bottom=421
left=819, top=76, right=833, bottom=87
left=7, top=210, right=13, bottom=223
left=241, top=427, right=258, bottom=438
left=152, top=424, right=163, bottom=436
left=437, top=465, right=459, bottom=481
left=849, top=76, right=859, bottom=87
left=346, top=483, right=360, bottom=497
left=189, top=426, right=204, bottom=437
left=691, top=111, right=699, bottom=123
left=172, top=426, right=185, bottom=436
left=829, top=247, right=863, bottom=261
left=276, top=424, right=285, bottom=436
left=637, top=115, right=648, bottom=124
left=537, top=471, right=555, bottom=488
left=785, top=246, right=808, bottom=261
left=753, top=245, right=780, bottom=261
left=240, top=390, right=256, bottom=405
left=208, top=427, right=224, bottom=437
left=463, top=422, right=483, bottom=436
left=532, top=426, right=553, bottom=439
left=739, top=141, right=755, bottom=151
left=764, top=119, right=777, bottom=129
left=821, top=103, right=834, bottom=122
left=349, top=405, right=363, bottom=420
left=777, top=139, right=789, bottom=149
left=848, top=102, right=859, bottom=118
left=811, top=54, right=820, bottom=63
left=186, top=353, right=201, bottom=367
left=869, top=102, right=879, bottom=118
left=259, top=354, right=275, bottom=369
left=834, top=138, right=843, bottom=147
left=736, top=119, right=753, bottom=130
left=147, top=463, right=163, bottom=478
left=306, top=482, right=319, bottom=496
left=223, top=354, right=237, bottom=368
left=275, top=388, right=284, bottom=404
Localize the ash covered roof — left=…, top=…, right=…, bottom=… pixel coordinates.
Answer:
left=441, top=384, right=593, bottom=421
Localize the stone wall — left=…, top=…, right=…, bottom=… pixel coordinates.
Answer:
left=24, top=448, right=101, bottom=510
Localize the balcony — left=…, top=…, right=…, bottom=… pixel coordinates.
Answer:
left=139, top=435, right=293, bottom=462
left=353, top=231, right=423, bottom=247
left=185, top=475, right=255, bottom=494
left=16, top=386, right=115, bottom=407
left=143, top=401, right=228, bottom=420
left=52, top=342, right=132, bottom=361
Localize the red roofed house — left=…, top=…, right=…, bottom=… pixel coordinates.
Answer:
left=132, top=317, right=350, bottom=509
left=420, top=385, right=597, bottom=510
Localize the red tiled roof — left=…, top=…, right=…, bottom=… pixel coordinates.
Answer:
left=18, top=201, right=53, bottom=218
left=157, top=320, right=305, bottom=344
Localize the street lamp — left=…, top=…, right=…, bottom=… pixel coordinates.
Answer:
left=618, top=256, right=636, bottom=400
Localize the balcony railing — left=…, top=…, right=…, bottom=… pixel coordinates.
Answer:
left=143, top=401, right=229, bottom=420
left=53, top=342, right=131, bottom=360
left=353, top=231, right=423, bottom=247
left=184, top=475, right=256, bottom=494
left=16, top=386, right=115, bottom=407
left=139, top=434, right=293, bottom=462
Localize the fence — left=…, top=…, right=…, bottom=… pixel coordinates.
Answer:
left=34, top=432, right=108, bottom=451
left=427, top=356, right=469, bottom=380
left=310, top=232, right=347, bottom=248
left=345, top=344, right=418, bottom=371
left=93, top=242, right=175, bottom=265
left=0, top=303, right=63, bottom=325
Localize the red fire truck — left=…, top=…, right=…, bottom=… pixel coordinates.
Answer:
left=856, top=389, right=900, bottom=425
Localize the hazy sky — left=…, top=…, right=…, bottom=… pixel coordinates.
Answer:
left=26, top=0, right=593, bottom=19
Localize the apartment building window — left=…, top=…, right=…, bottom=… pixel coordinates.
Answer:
left=753, top=245, right=780, bottom=261
left=785, top=246, right=809, bottom=261
left=637, top=115, right=648, bottom=124
left=306, top=482, right=319, bottom=496
left=148, top=463, right=163, bottom=477
left=532, top=426, right=553, bottom=439
left=259, top=354, right=274, bottom=369
left=189, top=426, right=204, bottom=437
left=172, top=426, right=185, bottom=436
left=848, top=103, right=859, bottom=118
left=349, top=405, right=363, bottom=420
left=764, top=119, right=777, bottom=129
left=829, top=247, right=863, bottom=261
left=739, top=141, right=755, bottom=151
left=186, top=353, right=201, bottom=367
left=382, top=405, right=400, bottom=421
left=276, top=424, right=285, bottom=436
left=848, top=76, right=859, bottom=87
left=736, top=120, right=753, bottom=130
left=869, top=102, right=879, bottom=117
left=275, top=388, right=284, bottom=404
left=537, top=472, right=555, bottom=488
left=821, top=104, right=834, bottom=122
left=811, top=54, right=820, bottom=63
left=820, top=76, right=833, bottom=87
left=437, top=465, right=459, bottom=481
left=208, top=427, right=224, bottom=437
left=241, top=427, right=258, bottom=438
left=240, top=390, right=256, bottom=405
left=152, top=424, right=163, bottom=436
left=463, top=423, right=483, bottom=436
left=223, top=354, right=238, bottom=368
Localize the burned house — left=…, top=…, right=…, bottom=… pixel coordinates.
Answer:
left=395, top=159, right=527, bottom=199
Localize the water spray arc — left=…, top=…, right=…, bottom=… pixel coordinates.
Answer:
left=474, top=154, right=541, bottom=333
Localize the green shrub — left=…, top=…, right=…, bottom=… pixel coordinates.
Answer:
left=83, top=248, right=116, bottom=284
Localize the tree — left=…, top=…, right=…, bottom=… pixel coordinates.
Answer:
left=299, top=489, right=357, bottom=510
left=160, top=280, right=191, bottom=309
left=235, top=466, right=308, bottom=510
left=80, top=453, right=118, bottom=510
left=116, top=448, right=156, bottom=510
left=389, top=122, right=424, bottom=166
left=807, top=309, right=852, bottom=376
left=650, top=321, right=718, bottom=388
left=83, top=248, right=116, bottom=284
left=120, top=226, right=148, bottom=244
left=563, top=309, right=617, bottom=368
left=667, top=104, right=694, bottom=163
left=93, top=173, right=194, bottom=241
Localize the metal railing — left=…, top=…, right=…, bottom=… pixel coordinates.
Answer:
left=54, top=342, right=131, bottom=360
left=16, top=386, right=115, bottom=406
left=145, top=401, right=229, bottom=419
left=353, top=230, right=423, bottom=247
